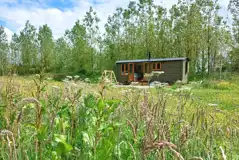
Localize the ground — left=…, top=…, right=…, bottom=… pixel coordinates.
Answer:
left=0, top=74, right=239, bottom=159
left=1, top=75, right=239, bottom=110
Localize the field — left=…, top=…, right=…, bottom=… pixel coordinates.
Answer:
left=0, top=75, right=239, bottom=160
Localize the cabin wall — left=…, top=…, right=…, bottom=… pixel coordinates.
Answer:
left=181, top=61, right=189, bottom=83
left=116, top=63, right=128, bottom=83
left=116, top=60, right=189, bottom=84
left=150, top=61, right=183, bottom=83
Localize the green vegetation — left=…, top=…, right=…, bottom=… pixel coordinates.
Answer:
left=0, top=74, right=239, bottom=159
left=0, top=0, right=239, bottom=159
left=0, top=0, right=239, bottom=77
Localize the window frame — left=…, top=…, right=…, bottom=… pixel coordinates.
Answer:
left=121, top=64, right=128, bottom=76
left=152, top=62, right=162, bottom=70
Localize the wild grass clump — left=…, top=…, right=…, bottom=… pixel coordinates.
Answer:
left=190, top=79, right=238, bottom=90
left=0, top=75, right=239, bottom=159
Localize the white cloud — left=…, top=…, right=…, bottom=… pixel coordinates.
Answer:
left=3, top=27, right=13, bottom=42
left=0, top=0, right=232, bottom=40
left=154, top=0, right=177, bottom=10
left=0, top=0, right=130, bottom=39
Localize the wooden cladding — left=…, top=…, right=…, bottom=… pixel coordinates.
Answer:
left=121, top=62, right=162, bottom=76
left=116, top=59, right=189, bottom=84
left=144, top=63, right=150, bottom=73
left=121, top=64, right=128, bottom=76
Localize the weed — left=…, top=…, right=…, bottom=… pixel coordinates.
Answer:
left=0, top=75, right=239, bottom=159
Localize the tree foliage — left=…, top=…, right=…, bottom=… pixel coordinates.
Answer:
left=38, top=24, right=54, bottom=72
left=228, top=0, right=239, bottom=71
left=0, top=26, right=8, bottom=75
left=1, top=0, right=238, bottom=77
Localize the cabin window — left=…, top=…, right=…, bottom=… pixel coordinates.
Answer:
left=152, top=62, right=162, bottom=70
left=121, top=64, right=128, bottom=75
left=152, top=63, right=156, bottom=70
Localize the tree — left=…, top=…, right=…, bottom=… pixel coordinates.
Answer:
left=65, top=20, right=88, bottom=73
left=229, top=0, right=239, bottom=42
left=9, top=33, right=21, bottom=73
left=104, top=7, right=123, bottom=69
left=19, top=21, right=38, bottom=74
left=228, top=0, right=239, bottom=72
left=0, top=26, right=8, bottom=76
left=38, top=24, right=54, bottom=72
left=83, top=7, right=100, bottom=73
left=0, top=0, right=235, bottom=77
left=54, top=37, right=71, bottom=72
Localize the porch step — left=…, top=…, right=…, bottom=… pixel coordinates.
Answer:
left=138, top=81, right=149, bottom=86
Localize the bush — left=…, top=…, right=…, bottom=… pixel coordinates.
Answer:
left=51, top=72, right=75, bottom=81
left=51, top=71, right=101, bottom=83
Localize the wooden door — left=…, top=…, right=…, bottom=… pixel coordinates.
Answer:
left=128, top=63, right=134, bottom=82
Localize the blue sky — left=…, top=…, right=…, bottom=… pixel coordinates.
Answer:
left=0, top=0, right=231, bottom=41
left=1, top=0, right=75, bottom=10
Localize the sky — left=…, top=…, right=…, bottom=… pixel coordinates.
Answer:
left=0, top=0, right=231, bottom=42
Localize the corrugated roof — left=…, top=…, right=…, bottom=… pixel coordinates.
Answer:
left=116, top=57, right=189, bottom=64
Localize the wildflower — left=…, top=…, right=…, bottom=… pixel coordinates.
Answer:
left=208, top=103, right=218, bottom=107
left=35, top=74, right=40, bottom=78
left=47, top=77, right=53, bottom=81
left=52, top=85, right=60, bottom=90
left=84, top=78, right=90, bottom=83
left=66, top=76, right=73, bottom=80
left=74, top=75, right=80, bottom=80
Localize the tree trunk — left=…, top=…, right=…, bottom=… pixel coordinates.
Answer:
left=202, top=50, right=206, bottom=73
left=207, top=16, right=211, bottom=75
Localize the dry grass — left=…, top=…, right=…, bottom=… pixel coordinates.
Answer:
left=0, top=75, right=239, bottom=159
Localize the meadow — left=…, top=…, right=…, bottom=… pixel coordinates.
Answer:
left=0, top=74, right=239, bottom=160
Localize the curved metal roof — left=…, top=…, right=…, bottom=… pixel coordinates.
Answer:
left=116, top=57, right=189, bottom=64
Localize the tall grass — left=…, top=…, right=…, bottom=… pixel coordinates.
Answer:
left=0, top=74, right=239, bottom=159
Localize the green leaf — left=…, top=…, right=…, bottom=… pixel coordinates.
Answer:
left=56, top=142, right=64, bottom=155
left=82, top=132, right=93, bottom=147
left=84, top=94, right=96, bottom=108
left=54, top=134, right=66, bottom=142
left=62, top=141, right=73, bottom=153
left=96, top=139, right=113, bottom=159
left=37, top=125, right=48, bottom=141
left=54, top=134, right=73, bottom=155
left=97, top=98, right=105, bottom=110
left=105, top=99, right=121, bottom=106
left=99, top=123, right=108, bottom=131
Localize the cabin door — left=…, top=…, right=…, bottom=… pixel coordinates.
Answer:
left=128, top=63, right=134, bottom=82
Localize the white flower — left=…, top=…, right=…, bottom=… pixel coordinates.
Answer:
left=74, top=75, right=80, bottom=80
left=208, top=103, right=218, bottom=107
left=66, top=76, right=73, bottom=80
left=52, top=85, right=60, bottom=90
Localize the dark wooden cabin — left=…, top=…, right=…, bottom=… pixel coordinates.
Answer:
left=115, top=57, right=190, bottom=84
